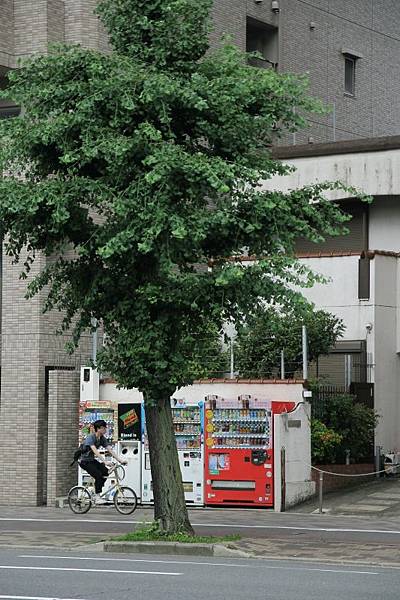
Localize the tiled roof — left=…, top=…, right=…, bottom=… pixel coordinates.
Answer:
left=296, top=251, right=361, bottom=258
left=194, top=378, right=305, bottom=384
left=101, top=377, right=305, bottom=385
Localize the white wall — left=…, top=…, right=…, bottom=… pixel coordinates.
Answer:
left=369, top=196, right=400, bottom=252
left=274, top=402, right=315, bottom=511
left=100, top=383, right=143, bottom=403
left=299, top=255, right=374, bottom=342
left=373, top=255, right=400, bottom=450
left=175, top=381, right=304, bottom=403
left=100, top=380, right=305, bottom=405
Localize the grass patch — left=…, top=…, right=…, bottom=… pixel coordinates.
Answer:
left=113, top=521, right=241, bottom=544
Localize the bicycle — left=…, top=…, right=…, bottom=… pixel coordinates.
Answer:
left=68, top=462, right=138, bottom=515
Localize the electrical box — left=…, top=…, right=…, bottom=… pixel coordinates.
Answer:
left=80, top=367, right=100, bottom=403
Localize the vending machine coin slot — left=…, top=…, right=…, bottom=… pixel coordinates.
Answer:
left=251, top=449, right=267, bottom=465
left=244, top=457, right=250, bottom=462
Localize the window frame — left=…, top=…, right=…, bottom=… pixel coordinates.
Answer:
left=344, top=55, right=356, bottom=96
left=246, top=17, right=279, bottom=70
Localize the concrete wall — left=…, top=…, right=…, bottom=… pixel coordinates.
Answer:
left=274, top=402, right=315, bottom=511
left=264, top=149, right=400, bottom=201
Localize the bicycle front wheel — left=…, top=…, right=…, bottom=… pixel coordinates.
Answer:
left=114, top=486, right=137, bottom=515
left=68, top=486, right=92, bottom=514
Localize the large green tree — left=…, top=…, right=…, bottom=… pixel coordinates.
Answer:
left=0, top=0, right=359, bottom=533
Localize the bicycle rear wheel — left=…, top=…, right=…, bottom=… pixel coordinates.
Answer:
left=68, top=486, right=92, bottom=514
left=113, top=486, right=137, bottom=515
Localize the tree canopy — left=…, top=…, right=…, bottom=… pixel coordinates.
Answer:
left=0, top=0, right=355, bottom=399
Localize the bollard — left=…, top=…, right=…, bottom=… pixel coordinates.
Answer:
left=319, top=471, right=324, bottom=514
left=375, top=445, right=382, bottom=478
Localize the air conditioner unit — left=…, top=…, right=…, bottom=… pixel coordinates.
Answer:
left=80, top=366, right=100, bottom=403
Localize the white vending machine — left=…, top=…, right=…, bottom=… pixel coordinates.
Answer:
left=142, top=399, right=204, bottom=505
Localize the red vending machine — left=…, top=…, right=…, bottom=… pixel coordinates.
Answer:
left=204, top=395, right=294, bottom=507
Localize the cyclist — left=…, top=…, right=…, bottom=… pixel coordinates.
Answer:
left=79, top=419, right=127, bottom=503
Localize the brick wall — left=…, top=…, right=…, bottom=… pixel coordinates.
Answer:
left=0, top=0, right=14, bottom=68
left=312, top=463, right=375, bottom=493
left=2, top=1, right=400, bottom=143
left=47, top=0, right=65, bottom=45
left=46, top=369, right=80, bottom=505
left=0, top=250, right=45, bottom=505
left=0, top=247, right=92, bottom=506
left=208, top=0, right=400, bottom=143
left=64, top=0, right=104, bottom=49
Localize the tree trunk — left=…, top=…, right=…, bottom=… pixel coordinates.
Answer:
left=144, top=396, right=194, bottom=535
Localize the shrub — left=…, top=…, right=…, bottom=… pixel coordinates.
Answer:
left=311, top=419, right=343, bottom=464
left=310, top=391, right=379, bottom=463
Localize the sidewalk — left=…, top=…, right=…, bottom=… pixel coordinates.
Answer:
left=290, top=474, right=400, bottom=516
left=2, top=477, right=400, bottom=567
left=228, top=536, right=400, bottom=567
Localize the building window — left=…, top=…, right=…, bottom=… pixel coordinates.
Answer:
left=246, top=18, right=278, bottom=70
left=344, top=56, right=356, bottom=96
left=0, top=103, right=20, bottom=119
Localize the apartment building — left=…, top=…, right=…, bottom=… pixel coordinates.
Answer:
left=267, top=135, right=400, bottom=452
left=0, top=1, right=400, bottom=504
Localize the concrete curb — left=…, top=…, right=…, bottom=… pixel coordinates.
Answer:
left=103, top=541, right=251, bottom=558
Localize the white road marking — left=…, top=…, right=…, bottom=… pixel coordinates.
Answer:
left=20, top=554, right=258, bottom=569
left=0, top=565, right=181, bottom=576
left=1, top=516, right=400, bottom=536
left=0, top=596, right=88, bottom=600
left=17, top=555, right=378, bottom=576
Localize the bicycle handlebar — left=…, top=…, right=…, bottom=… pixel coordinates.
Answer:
left=106, top=462, right=126, bottom=480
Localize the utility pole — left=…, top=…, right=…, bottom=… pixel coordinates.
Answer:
left=302, top=325, right=308, bottom=380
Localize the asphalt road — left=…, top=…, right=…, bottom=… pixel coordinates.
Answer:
left=1, top=548, right=400, bottom=600
left=1, top=506, right=400, bottom=547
